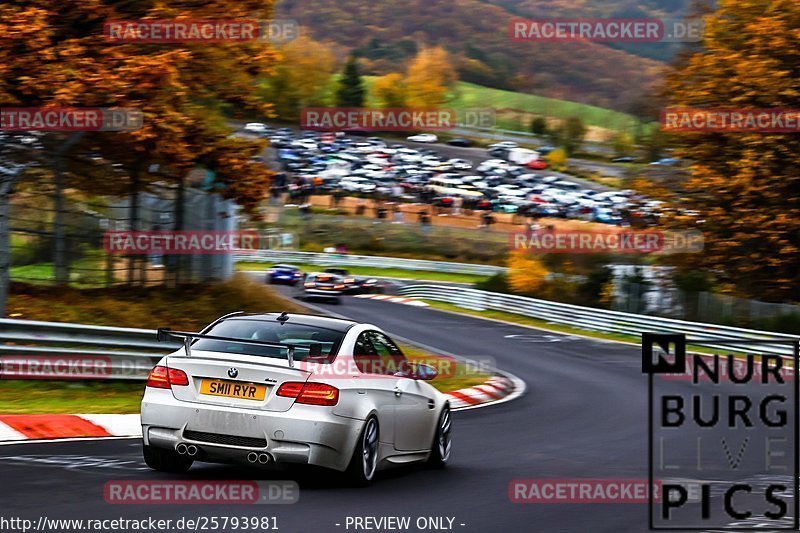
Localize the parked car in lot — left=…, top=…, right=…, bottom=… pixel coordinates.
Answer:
left=536, top=145, right=556, bottom=155
left=650, top=157, right=680, bottom=166
left=243, top=123, right=271, bottom=136
left=339, top=176, right=377, bottom=193
left=266, top=264, right=304, bottom=285
left=489, top=141, right=518, bottom=150
left=255, top=122, right=663, bottom=227
left=144, top=313, right=451, bottom=485
left=446, top=138, right=473, bottom=147
left=447, top=158, right=473, bottom=170
left=526, top=159, right=549, bottom=170
left=299, top=273, right=346, bottom=303
left=407, top=133, right=438, bottom=143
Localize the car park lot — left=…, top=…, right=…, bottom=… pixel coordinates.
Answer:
left=241, top=124, right=683, bottom=226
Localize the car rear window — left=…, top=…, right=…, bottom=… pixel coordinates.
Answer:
left=193, top=319, right=343, bottom=361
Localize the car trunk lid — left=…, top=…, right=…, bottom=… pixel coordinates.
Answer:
left=166, top=351, right=311, bottom=412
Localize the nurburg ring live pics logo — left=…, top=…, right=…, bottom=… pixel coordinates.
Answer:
left=643, top=333, right=799, bottom=530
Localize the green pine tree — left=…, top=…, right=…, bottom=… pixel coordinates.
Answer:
left=336, top=54, right=366, bottom=107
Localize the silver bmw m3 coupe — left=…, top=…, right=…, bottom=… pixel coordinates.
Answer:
left=140, top=312, right=452, bottom=485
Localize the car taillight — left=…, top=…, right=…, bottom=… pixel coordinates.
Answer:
left=276, top=381, right=339, bottom=406
left=168, top=368, right=189, bottom=386
left=146, top=365, right=189, bottom=388
left=344, top=278, right=355, bottom=283
left=334, top=284, right=345, bottom=290
left=276, top=382, right=304, bottom=398
left=304, top=282, right=315, bottom=288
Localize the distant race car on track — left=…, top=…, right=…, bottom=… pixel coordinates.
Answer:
left=265, top=264, right=304, bottom=285
left=142, top=312, right=452, bottom=485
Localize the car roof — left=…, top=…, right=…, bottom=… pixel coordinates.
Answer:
left=225, top=312, right=358, bottom=333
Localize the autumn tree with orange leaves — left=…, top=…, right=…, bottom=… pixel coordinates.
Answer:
left=404, top=47, right=457, bottom=108
left=664, top=0, right=800, bottom=302
left=0, top=0, right=280, bottom=296
left=0, top=0, right=278, bottom=208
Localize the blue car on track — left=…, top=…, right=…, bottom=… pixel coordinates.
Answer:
left=266, top=264, right=304, bottom=285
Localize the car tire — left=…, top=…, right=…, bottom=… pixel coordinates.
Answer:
left=345, top=417, right=379, bottom=487
left=427, top=406, right=452, bottom=469
left=142, top=444, right=193, bottom=473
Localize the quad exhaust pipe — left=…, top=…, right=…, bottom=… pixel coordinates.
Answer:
left=176, top=443, right=198, bottom=456
left=247, top=452, right=270, bottom=464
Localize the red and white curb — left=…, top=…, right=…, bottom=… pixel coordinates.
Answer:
left=353, top=294, right=429, bottom=307
left=0, top=375, right=522, bottom=442
left=0, top=414, right=142, bottom=442
left=446, top=375, right=520, bottom=410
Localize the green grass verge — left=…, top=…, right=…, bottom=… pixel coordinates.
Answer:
left=402, top=345, right=491, bottom=393
left=7, top=273, right=306, bottom=329
left=447, top=82, right=641, bottom=132
left=10, top=253, right=108, bottom=287
left=360, top=78, right=642, bottom=134
left=0, top=381, right=145, bottom=414
left=236, top=261, right=488, bottom=284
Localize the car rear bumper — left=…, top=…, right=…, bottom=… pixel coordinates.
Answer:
left=304, top=289, right=342, bottom=298
left=141, top=389, right=363, bottom=471
left=270, top=276, right=299, bottom=284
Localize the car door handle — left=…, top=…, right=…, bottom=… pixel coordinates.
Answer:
left=393, top=386, right=403, bottom=397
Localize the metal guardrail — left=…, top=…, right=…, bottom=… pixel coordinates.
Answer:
left=235, top=250, right=506, bottom=276
left=0, top=319, right=180, bottom=379
left=398, top=285, right=799, bottom=356
left=2, top=285, right=796, bottom=380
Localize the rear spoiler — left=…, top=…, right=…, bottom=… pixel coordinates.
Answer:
left=157, top=328, right=311, bottom=368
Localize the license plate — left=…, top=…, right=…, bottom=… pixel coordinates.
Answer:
left=200, top=379, right=267, bottom=401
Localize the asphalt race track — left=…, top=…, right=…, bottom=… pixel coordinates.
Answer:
left=0, top=295, right=793, bottom=532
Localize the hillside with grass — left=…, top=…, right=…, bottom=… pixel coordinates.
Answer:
left=276, top=0, right=675, bottom=111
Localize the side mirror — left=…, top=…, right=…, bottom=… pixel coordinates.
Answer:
left=412, top=363, right=438, bottom=381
